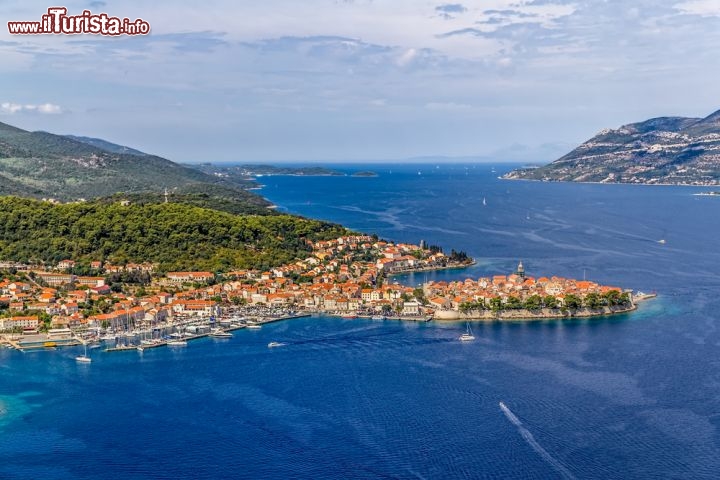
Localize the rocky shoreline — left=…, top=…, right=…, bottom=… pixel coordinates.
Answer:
left=433, top=304, right=637, bottom=321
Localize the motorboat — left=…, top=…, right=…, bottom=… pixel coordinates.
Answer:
left=210, top=329, right=233, bottom=338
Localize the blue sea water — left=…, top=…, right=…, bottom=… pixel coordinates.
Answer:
left=2, top=163, right=720, bottom=479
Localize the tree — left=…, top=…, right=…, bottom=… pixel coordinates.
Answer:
left=584, top=292, right=602, bottom=309
left=459, top=302, right=474, bottom=314
left=603, top=290, right=621, bottom=306
left=490, top=297, right=504, bottom=312
left=524, top=295, right=542, bottom=310
left=564, top=294, right=582, bottom=309
left=620, top=292, right=631, bottom=305
left=506, top=296, right=522, bottom=309
left=543, top=295, right=558, bottom=309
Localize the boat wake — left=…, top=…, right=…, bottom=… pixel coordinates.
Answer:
left=499, top=402, right=576, bottom=480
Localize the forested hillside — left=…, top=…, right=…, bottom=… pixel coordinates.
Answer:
left=0, top=197, right=349, bottom=272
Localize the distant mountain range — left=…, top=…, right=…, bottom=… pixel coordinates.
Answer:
left=504, top=109, right=720, bottom=185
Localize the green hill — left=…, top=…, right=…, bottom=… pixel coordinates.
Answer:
left=0, top=121, right=270, bottom=212
left=64, top=135, right=148, bottom=156
left=0, top=196, right=349, bottom=272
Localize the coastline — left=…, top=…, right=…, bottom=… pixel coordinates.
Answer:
left=432, top=304, right=637, bottom=321
left=501, top=176, right=720, bottom=188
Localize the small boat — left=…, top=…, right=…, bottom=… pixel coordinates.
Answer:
left=75, top=343, right=92, bottom=363
left=210, top=329, right=233, bottom=338
left=246, top=324, right=262, bottom=330
left=167, top=339, right=188, bottom=346
left=341, top=313, right=358, bottom=319
left=267, top=342, right=286, bottom=348
left=459, top=322, right=475, bottom=342
left=483, top=197, right=487, bottom=206
left=371, top=315, right=386, bottom=320
left=658, top=239, right=666, bottom=244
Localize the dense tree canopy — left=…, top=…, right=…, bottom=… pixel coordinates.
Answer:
left=0, top=196, right=349, bottom=272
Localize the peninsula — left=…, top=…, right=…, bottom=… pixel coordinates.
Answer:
left=0, top=230, right=641, bottom=352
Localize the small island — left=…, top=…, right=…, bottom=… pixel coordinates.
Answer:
left=351, top=171, right=378, bottom=177
left=693, top=191, right=720, bottom=196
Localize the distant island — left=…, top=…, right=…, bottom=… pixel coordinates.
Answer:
left=504, top=109, right=720, bottom=185
left=190, top=163, right=343, bottom=179
left=351, top=171, right=378, bottom=177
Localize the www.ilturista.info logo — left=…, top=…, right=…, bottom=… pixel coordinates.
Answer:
left=8, top=7, right=150, bottom=35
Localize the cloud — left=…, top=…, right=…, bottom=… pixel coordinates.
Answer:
left=674, top=0, right=720, bottom=16
left=1, top=103, right=63, bottom=114
left=435, top=3, right=467, bottom=19
left=88, top=1, right=107, bottom=8
left=396, top=48, right=418, bottom=66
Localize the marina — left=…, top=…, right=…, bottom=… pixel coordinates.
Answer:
left=0, top=313, right=314, bottom=356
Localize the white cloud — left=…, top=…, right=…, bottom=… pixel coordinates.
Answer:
left=396, top=48, right=418, bottom=67
left=1, top=102, right=63, bottom=114
left=674, top=0, right=720, bottom=16
left=0, top=103, right=23, bottom=114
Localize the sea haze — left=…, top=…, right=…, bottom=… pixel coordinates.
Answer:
left=1, top=163, right=720, bottom=479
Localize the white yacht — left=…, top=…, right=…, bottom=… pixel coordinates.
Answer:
left=210, top=329, right=233, bottom=338
left=267, top=342, right=286, bottom=348
left=167, top=339, right=188, bottom=346
left=75, top=343, right=92, bottom=363
left=459, top=322, right=475, bottom=342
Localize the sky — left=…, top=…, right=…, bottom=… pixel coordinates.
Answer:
left=1, top=0, right=719, bottom=163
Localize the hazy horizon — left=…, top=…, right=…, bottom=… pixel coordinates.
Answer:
left=2, top=1, right=719, bottom=162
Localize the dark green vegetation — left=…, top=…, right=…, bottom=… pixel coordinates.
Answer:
left=505, top=109, right=720, bottom=185
left=0, top=122, right=272, bottom=213
left=101, top=184, right=271, bottom=216
left=458, top=291, right=631, bottom=314
left=351, top=171, right=378, bottom=177
left=0, top=196, right=349, bottom=272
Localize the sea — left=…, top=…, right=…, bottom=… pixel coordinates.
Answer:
left=2, top=163, right=720, bottom=479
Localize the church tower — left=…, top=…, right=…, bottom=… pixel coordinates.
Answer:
left=515, top=261, right=525, bottom=278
